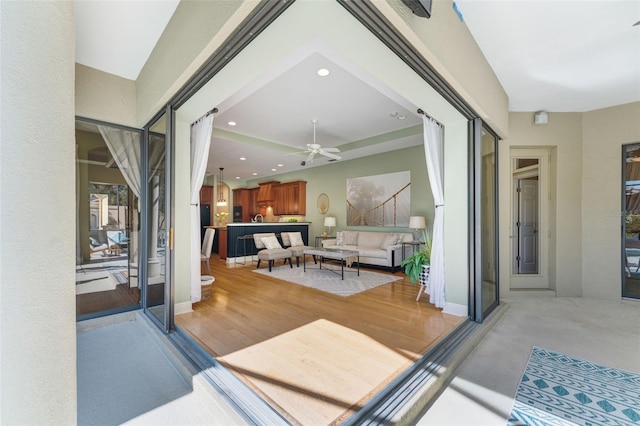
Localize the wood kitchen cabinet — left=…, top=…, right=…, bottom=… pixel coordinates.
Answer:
left=218, top=227, right=227, bottom=259
left=233, top=188, right=250, bottom=207
left=249, top=187, right=259, bottom=216
left=200, top=185, right=213, bottom=204
left=273, top=181, right=306, bottom=215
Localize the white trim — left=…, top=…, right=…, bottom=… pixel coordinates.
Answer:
left=174, top=301, right=193, bottom=315
left=443, top=302, right=467, bottom=317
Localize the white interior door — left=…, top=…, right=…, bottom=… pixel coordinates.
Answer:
left=517, top=179, right=538, bottom=274
left=510, top=148, right=550, bottom=290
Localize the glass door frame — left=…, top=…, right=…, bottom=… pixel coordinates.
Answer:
left=141, top=105, right=175, bottom=333
left=469, top=118, right=500, bottom=322
left=621, top=142, right=640, bottom=300
left=75, top=116, right=144, bottom=321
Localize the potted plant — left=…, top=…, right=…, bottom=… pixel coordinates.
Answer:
left=401, top=229, right=432, bottom=285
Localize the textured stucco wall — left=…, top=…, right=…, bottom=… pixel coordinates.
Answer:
left=381, top=0, right=509, bottom=136
left=582, top=102, right=640, bottom=300
left=136, top=1, right=256, bottom=126
left=500, top=112, right=583, bottom=297
left=1, top=1, right=77, bottom=423
left=75, top=64, right=136, bottom=126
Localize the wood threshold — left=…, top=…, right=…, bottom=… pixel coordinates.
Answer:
left=176, top=258, right=464, bottom=425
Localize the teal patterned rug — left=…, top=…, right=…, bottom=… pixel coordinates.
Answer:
left=508, top=347, right=640, bottom=425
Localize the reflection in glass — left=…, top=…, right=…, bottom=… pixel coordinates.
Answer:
left=623, top=144, right=640, bottom=299
left=146, top=116, right=168, bottom=324
left=480, top=130, right=498, bottom=315
left=75, top=120, right=141, bottom=318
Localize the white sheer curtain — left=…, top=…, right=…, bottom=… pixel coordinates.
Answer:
left=98, top=126, right=142, bottom=197
left=422, top=115, right=446, bottom=308
left=190, top=113, right=214, bottom=303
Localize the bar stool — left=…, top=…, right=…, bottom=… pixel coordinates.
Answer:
left=234, top=234, right=254, bottom=265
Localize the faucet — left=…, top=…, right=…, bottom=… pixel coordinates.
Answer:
left=253, top=214, right=263, bottom=223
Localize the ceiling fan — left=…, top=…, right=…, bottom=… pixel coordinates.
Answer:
left=292, top=119, right=341, bottom=165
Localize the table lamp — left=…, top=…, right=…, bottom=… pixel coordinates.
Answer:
left=324, top=216, right=336, bottom=236
left=409, top=216, right=427, bottom=242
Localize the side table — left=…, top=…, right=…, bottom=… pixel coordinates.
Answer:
left=314, top=235, right=333, bottom=248
left=402, top=241, right=424, bottom=261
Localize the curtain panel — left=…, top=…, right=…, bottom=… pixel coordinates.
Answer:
left=422, top=115, right=446, bottom=308
left=190, top=114, right=214, bottom=303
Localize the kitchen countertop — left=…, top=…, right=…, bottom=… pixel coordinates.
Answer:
left=226, top=222, right=311, bottom=226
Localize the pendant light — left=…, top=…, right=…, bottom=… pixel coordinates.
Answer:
left=216, top=167, right=227, bottom=206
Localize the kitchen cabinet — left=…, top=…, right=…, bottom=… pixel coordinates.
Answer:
left=273, top=181, right=306, bottom=215
left=232, top=188, right=251, bottom=222
left=218, top=227, right=227, bottom=259
left=200, top=185, right=213, bottom=204
left=233, top=188, right=250, bottom=207
left=249, top=187, right=259, bottom=216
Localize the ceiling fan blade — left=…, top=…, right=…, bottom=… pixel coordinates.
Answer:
left=306, top=151, right=315, bottom=163
left=284, top=150, right=308, bottom=156
left=320, top=150, right=341, bottom=160
left=322, top=147, right=340, bottom=153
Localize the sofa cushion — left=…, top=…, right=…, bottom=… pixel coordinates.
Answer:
left=380, top=233, right=400, bottom=249
left=342, top=231, right=358, bottom=245
left=359, top=248, right=388, bottom=259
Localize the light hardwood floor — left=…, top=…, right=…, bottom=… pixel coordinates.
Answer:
left=176, top=257, right=464, bottom=425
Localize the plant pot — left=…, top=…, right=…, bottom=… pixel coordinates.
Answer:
left=419, top=265, right=430, bottom=291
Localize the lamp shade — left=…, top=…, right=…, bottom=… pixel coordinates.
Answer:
left=409, top=216, right=426, bottom=229
left=324, top=216, right=336, bottom=227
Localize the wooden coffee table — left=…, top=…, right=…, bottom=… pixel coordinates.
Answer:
left=303, top=248, right=359, bottom=280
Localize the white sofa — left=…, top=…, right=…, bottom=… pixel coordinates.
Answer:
left=321, top=230, right=414, bottom=271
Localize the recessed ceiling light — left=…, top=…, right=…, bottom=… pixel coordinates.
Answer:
left=398, top=115, right=406, bottom=120
left=272, top=168, right=277, bottom=172
left=278, top=164, right=283, bottom=167
left=228, top=121, right=237, bottom=126
left=240, top=157, right=246, bottom=161
left=252, top=172, right=257, bottom=176
left=317, top=68, right=330, bottom=77
left=235, top=176, right=240, bottom=179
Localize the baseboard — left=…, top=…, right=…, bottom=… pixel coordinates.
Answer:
left=174, top=301, right=193, bottom=315
left=443, top=302, right=467, bottom=317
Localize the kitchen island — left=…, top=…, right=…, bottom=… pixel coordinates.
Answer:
left=226, top=222, right=311, bottom=262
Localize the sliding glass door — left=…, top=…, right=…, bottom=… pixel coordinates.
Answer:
left=75, top=118, right=142, bottom=319
left=471, top=118, right=500, bottom=321
left=622, top=143, right=640, bottom=299
left=142, top=109, right=174, bottom=331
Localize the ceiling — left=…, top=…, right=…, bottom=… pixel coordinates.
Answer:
left=75, top=1, right=640, bottom=180
left=454, top=0, right=640, bottom=112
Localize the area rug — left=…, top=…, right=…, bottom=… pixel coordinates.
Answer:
left=507, top=347, right=640, bottom=426
left=252, top=262, right=401, bottom=296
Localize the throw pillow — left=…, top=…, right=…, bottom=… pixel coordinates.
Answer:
left=342, top=231, right=358, bottom=246
left=336, top=231, right=344, bottom=246
left=288, top=232, right=305, bottom=247
left=381, top=233, right=399, bottom=249
left=261, top=235, right=282, bottom=250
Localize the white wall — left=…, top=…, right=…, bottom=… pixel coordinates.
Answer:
left=443, top=120, right=470, bottom=311
left=582, top=102, right=640, bottom=300
left=0, top=2, right=77, bottom=423
left=174, top=120, right=193, bottom=312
